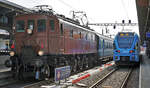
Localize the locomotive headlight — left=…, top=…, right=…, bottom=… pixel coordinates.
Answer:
left=38, top=50, right=44, bottom=56
left=27, top=29, right=32, bottom=34
left=10, top=51, right=15, bottom=56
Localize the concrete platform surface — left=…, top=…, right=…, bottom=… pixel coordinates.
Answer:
left=140, top=55, right=150, bottom=88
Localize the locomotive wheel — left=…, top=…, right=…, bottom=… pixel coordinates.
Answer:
left=43, top=65, right=50, bottom=79
left=89, top=57, right=94, bottom=68
left=70, top=57, right=74, bottom=72
left=85, top=57, right=89, bottom=68
left=79, top=58, right=84, bottom=70
left=73, top=59, right=77, bottom=72
left=77, top=56, right=83, bottom=70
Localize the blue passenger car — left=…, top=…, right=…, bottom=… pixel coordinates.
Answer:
left=113, top=32, right=140, bottom=65
left=96, top=33, right=113, bottom=63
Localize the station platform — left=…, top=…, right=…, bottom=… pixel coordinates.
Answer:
left=140, top=54, right=150, bottom=88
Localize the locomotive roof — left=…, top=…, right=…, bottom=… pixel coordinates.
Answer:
left=15, top=13, right=95, bottom=32
left=15, top=12, right=113, bottom=42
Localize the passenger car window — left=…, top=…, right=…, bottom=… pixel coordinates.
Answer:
left=37, top=19, right=46, bottom=32
left=50, top=20, right=55, bottom=31
left=28, top=20, right=34, bottom=30
left=99, top=39, right=101, bottom=49
left=16, top=20, right=25, bottom=32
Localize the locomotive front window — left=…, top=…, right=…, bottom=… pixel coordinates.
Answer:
left=37, top=19, right=46, bottom=32
left=16, top=20, right=25, bottom=32
left=28, top=20, right=34, bottom=30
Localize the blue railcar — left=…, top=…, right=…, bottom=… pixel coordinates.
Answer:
left=96, top=33, right=113, bottom=63
left=113, top=32, right=140, bottom=65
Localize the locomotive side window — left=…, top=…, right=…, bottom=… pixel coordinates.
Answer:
left=50, top=20, right=55, bottom=31
left=79, top=32, right=82, bottom=39
left=28, top=20, right=34, bottom=30
left=37, top=19, right=46, bottom=32
left=16, top=20, right=25, bottom=32
left=70, top=30, right=73, bottom=37
left=60, top=23, right=63, bottom=35
left=86, top=33, right=88, bottom=40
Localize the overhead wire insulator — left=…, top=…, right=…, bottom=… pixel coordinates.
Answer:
left=122, top=20, right=125, bottom=24
left=129, top=20, right=131, bottom=24
left=113, top=25, right=116, bottom=29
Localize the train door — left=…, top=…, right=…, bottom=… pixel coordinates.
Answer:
left=103, top=39, right=105, bottom=56
left=98, top=38, right=101, bottom=57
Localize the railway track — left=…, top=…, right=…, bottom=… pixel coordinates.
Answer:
left=90, top=67, right=132, bottom=88
left=0, top=57, right=113, bottom=88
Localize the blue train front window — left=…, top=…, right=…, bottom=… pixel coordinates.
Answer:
left=117, top=33, right=134, bottom=49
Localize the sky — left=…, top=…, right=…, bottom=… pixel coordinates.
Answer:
left=8, top=0, right=139, bottom=37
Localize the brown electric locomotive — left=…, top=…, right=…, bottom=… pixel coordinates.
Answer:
left=5, top=5, right=100, bottom=80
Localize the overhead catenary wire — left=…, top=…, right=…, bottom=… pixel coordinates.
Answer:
left=121, top=0, right=129, bottom=20
left=57, top=0, right=96, bottom=23
left=58, top=0, right=77, bottom=11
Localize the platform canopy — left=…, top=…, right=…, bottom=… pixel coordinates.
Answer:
left=136, top=0, right=150, bottom=44
left=0, top=0, right=31, bottom=32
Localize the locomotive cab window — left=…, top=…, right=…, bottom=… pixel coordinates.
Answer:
left=16, top=20, right=25, bottom=32
left=37, top=19, right=46, bottom=32
left=28, top=20, right=34, bottom=30
left=50, top=20, right=55, bottom=31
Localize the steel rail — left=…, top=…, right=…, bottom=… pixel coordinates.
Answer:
left=89, top=68, right=117, bottom=88
left=120, top=68, right=133, bottom=88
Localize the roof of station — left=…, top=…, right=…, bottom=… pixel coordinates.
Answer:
left=136, top=0, right=149, bottom=44
left=0, top=0, right=32, bottom=13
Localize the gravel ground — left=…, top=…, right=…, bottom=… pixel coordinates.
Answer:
left=71, top=65, right=116, bottom=88
left=125, top=67, right=139, bottom=88
left=97, top=68, right=129, bottom=88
